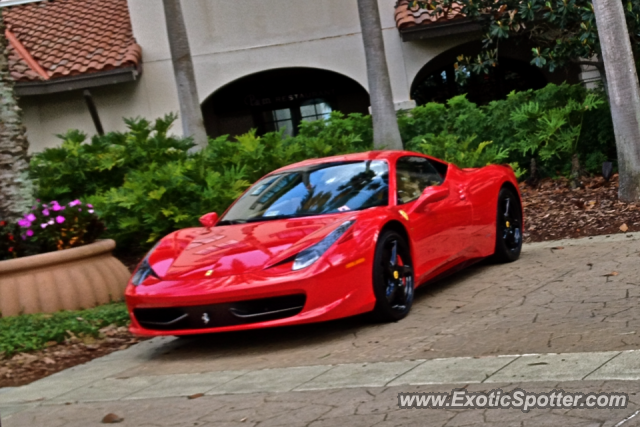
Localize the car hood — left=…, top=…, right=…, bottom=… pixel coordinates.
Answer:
left=149, top=214, right=354, bottom=280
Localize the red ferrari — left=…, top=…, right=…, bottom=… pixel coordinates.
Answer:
left=126, top=150, right=523, bottom=336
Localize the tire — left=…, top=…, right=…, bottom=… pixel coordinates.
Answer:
left=371, top=230, right=415, bottom=322
left=491, top=187, right=523, bottom=263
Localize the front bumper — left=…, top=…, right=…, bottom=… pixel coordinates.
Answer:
left=126, top=259, right=375, bottom=336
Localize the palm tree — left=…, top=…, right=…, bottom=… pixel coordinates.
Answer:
left=592, top=0, right=640, bottom=201
left=357, top=0, right=403, bottom=150
left=0, top=15, right=31, bottom=221
left=162, top=0, right=208, bottom=148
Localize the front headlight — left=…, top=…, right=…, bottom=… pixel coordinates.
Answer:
left=292, top=220, right=355, bottom=271
left=131, top=243, right=161, bottom=286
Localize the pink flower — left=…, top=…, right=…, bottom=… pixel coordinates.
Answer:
left=40, top=223, right=48, bottom=229
left=88, top=209, right=95, bottom=214
left=87, top=204, right=93, bottom=208
left=55, top=216, right=65, bottom=224
left=48, top=219, right=54, bottom=225
left=52, top=204, right=62, bottom=212
left=26, top=230, right=34, bottom=237
left=69, top=199, right=81, bottom=207
left=42, top=209, right=50, bottom=216
left=26, top=213, right=36, bottom=222
left=18, top=219, right=31, bottom=228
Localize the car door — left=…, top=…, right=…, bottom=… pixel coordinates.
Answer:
left=395, top=156, right=472, bottom=283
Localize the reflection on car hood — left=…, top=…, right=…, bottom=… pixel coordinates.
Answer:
left=152, top=214, right=352, bottom=280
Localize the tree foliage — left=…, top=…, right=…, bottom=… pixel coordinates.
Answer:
left=411, top=0, right=639, bottom=73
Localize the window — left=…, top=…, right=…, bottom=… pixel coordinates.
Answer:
left=396, top=157, right=443, bottom=205
left=300, top=99, right=332, bottom=122
left=262, top=98, right=333, bottom=137
left=265, top=108, right=295, bottom=137
left=220, top=161, right=388, bottom=224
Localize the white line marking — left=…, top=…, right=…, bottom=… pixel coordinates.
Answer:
left=615, top=409, right=640, bottom=427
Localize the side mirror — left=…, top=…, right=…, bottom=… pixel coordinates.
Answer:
left=199, top=212, right=219, bottom=229
left=411, top=185, right=450, bottom=213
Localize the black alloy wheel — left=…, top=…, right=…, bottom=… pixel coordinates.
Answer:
left=371, top=230, right=415, bottom=322
left=492, top=187, right=523, bottom=263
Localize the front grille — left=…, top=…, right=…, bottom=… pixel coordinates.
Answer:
left=134, top=294, right=306, bottom=331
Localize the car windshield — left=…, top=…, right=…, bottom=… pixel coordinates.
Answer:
left=219, top=160, right=389, bottom=224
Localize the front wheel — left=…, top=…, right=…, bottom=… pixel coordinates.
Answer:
left=491, top=187, right=523, bottom=263
left=371, top=230, right=415, bottom=322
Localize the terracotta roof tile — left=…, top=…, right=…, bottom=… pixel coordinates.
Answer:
left=3, top=0, right=142, bottom=82
left=395, top=0, right=466, bottom=30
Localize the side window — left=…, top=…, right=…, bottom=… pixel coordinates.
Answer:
left=396, top=156, right=444, bottom=204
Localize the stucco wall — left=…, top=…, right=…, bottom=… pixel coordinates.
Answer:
left=22, top=0, right=470, bottom=152
left=20, top=79, right=156, bottom=152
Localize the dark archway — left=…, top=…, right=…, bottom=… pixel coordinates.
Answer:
left=202, top=68, right=370, bottom=138
left=411, top=40, right=581, bottom=106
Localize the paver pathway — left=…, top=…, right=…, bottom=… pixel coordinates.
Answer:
left=3, top=233, right=640, bottom=426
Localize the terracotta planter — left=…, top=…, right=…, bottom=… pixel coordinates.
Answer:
left=0, top=239, right=131, bottom=317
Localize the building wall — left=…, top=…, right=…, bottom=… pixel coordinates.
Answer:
left=21, top=0, right=488, bottom=152
left=19, top=79, right=156, bottom=152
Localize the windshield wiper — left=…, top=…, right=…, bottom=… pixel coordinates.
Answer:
left=216, top=219, right=247, bottom=226
left=245, top=214, right=302, bottom=223
left=244, top=213, right=331, bottom=223
left=220, top=212, right=342, bottom=225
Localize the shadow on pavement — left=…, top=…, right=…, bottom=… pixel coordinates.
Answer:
left=146, top=263, right=489, bottom=362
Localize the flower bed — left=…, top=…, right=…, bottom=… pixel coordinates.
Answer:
left=0, top=200, right=130, bottom=316
left=2, top=200, right=104, bottom=260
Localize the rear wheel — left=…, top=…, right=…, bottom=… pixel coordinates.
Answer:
left=371, top=230, right=414, bottom=322
left=491, top=187, right=523, bottom=263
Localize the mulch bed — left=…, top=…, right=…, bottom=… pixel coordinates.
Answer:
left=2, top=173, right=638, bottom=389
left=521, top=174, right=640, bottom=242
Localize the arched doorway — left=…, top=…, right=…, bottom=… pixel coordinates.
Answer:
left=201, top=68, right=370, bottom=138
left=410, top=41, right=580, bottom=106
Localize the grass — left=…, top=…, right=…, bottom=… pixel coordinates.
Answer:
left=0, top=302, right=130, bottom=357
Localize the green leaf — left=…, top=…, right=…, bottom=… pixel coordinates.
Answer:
left=148, top=187, right=166, bottom=200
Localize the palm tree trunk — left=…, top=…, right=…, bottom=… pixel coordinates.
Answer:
left=357, top=0, right=403, bottom=150
left=592, top=0, right=640, bottom=201
left=162, top=0, right=208, bottom=148
left=0, top=16, right=31, bottom=221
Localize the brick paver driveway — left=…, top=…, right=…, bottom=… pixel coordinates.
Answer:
left=3, top=233, right=640, bottom=426
left=120, top=233, right=640, bottom=377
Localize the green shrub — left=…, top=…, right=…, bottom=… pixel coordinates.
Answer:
left=30, top=114, right=193, bottom=203
left=510, top=93, right=603, bottom=164
left=88, top=124, right=372, bottom=249
left=296, top=111, right=373, bottom=153
left=29, top=83, right=614, bottom=254
left=90, top=159, right=250, bottom=248
left=0, top=303, right=129, bottom=356
left=410, top=134, right=516, bottom=173
left=400, top=95, right=517, bottom=171
left=399, top=83, right=612, bottom=177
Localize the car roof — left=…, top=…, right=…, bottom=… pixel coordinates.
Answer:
left=272, top=150, right=446, bottom=174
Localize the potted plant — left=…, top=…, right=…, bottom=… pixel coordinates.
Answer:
left=0, top=200, right=130, bottom=317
